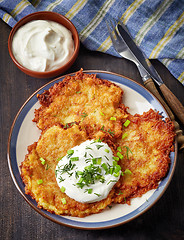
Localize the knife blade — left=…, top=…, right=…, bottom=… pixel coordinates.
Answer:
left=117, top=22, right=184, bottom=125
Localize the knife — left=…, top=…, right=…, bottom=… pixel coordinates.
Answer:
left=117, top=21, right=184, bottom=126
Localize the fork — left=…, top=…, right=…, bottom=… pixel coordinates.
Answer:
left=106, top=19, right=128, bottom=54
left=106, top=19, right=184, bottom=150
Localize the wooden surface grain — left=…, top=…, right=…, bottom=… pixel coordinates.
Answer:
left=1, top=20, right=184, bottom=240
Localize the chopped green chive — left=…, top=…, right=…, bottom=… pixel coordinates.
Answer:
left=37, top=179, right=43, bottom=185
left=95, top=138, right=102, bottom=143
left=86, top=188, right=93, bottom=194
left=117, top=146, right=122, bottom=152
left=58, top=175, right=65, bottom=182
left=45, top=164, right=50, bottom=170
left=113, top=161, right=118, bottom=166
left=122, top=133, right=128, bottom=139
left=117, top=152, right=124, bottom=160
left=40, top=157, right=45, bottom=165
left=76, top=91, right=81, bottom=94
left=105, top=148, right=110, bottom=153
left=63, top=123, right=69, bottom=129
left=124, top=119, right=131, bottom=127
left=76, top=164, right=105, bottom=189
left=92, top=157, right=102, bottom=165
left=104, top=155, right=109, bottom=161
left=107, top=180, right=117, bottom=185
left=115, top=165, right=121, bottom=173
left=57, top=157, right=63, bottom=161
left=124, top=169, right=132, bottom=175
left=86, top=146, right=92, bottom=150
left=56, top=160, right=76, bottom=176
left=94, top=193, right=101, bottom=197
left=113, top=172, right=120, bottom=177
left=101, top=163, right=108, bottom=172
left=123, top=146, right=133, bottom=159
left=60, top=186, right=66, bottom=192
left=81, top=112, right=88, bottom=120
left=96, top=144, right=103, bottom=150
left=100, top=112, right=104, bottom=116
left=97, top=157, right=102, bottom=165
left=70, top=157, right=79, bottom=161
left=92, top=158, right=97, bottom=164
left=113, top=156, right=119, bottom=161
left=61, top=198, right=66, bottom=204
left=110, top=117, right=116, bottom=121
left=107, top=129, right=115, bottom=137
left=76, top=171, right=83, bottom=178
left=100, top=126, right=115, bottom=137
left=67, top=149, right=74, bottom=155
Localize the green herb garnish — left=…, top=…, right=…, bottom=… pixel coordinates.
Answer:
left=45, top=164, right=50, bottom=170
left=81, top=112, right=88, bottom=120
left=61, top=198, right=66, bottom=204
left=123, top=146, right=133, bottom=159
left=113, top=156, right=119, bottom=161
left=60, top=186, right=66, bottom=192
left=85, top=188, right=93, bottom=194
left=67, top=149, right=74, bottom=155
left=70, top=157, right=79, bottom=161
left=117, top=146, right=122, bottom=152
left=124, top=169, right=132, bottom=175
left=94, top=193, right=101, bottom=197
left=117, top=152, right=123, bottom=160
left=76, top=164, right=105, bottom=189
left=110, top=117, right=116, bottom=121
left=123, top=119, right=131, bottom=127
left=96, top=144, right=103, bottom=150
left=122, top=132, right=128, bottom=139
left=56, top=160, right=76, bottom=176
left=40, top=157, right=45, bottom=165
left=37, top=179, right=43, bottom=185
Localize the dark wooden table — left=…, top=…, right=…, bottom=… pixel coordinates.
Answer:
left=1, top=20, right=184, bottom=240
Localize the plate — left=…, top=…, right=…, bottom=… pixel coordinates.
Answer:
left=7, top=70, right=177, bottom=229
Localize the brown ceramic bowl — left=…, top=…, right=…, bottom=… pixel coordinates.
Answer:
left=8, top=11, right=80, bottom=78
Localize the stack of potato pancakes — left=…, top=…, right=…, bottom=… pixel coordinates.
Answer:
left=21, top=69, right=175, bottom=217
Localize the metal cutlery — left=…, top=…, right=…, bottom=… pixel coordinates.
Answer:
left=106, top=19, right=184, bottom=149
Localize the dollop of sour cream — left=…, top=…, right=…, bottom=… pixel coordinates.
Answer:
left=12, top=20, right=74, bottom=72
left=55, top=140, right=121, bottom=203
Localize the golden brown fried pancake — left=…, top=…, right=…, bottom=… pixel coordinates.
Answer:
left=21, top=124, right=116, bottom=217
left=33, top=69, right=128, bottom=138
left=112, top=109, right=175, bottom=204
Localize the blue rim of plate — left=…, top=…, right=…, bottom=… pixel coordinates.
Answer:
left=7, top=70, right=177, bottom=230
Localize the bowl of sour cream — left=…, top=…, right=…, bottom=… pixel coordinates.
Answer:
left=8, top=11, right=80, bottom=78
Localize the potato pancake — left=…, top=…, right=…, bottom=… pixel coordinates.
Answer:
left=113, top=109, right=175, bottom=204
left=21, top=124, right=116, bottom=217
left=33, top=69, right=128, bottom=138
left=21, top=70, right=175, bottom=218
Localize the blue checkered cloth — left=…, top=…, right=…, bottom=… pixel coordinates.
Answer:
left=0, top=0, right=184, bottom=84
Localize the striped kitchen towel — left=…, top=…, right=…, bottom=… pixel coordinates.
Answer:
left=0, top=0, right=184, bottom=84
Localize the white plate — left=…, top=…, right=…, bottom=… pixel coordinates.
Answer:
left=7, top=70, right=177, bottom=229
